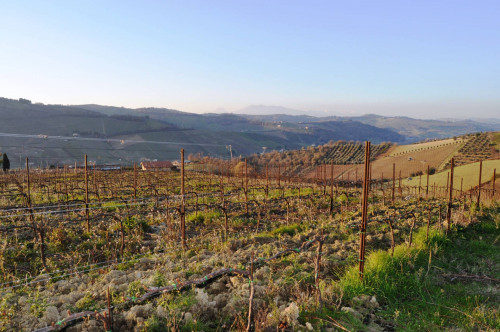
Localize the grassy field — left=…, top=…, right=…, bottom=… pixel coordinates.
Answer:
left=339, top=207, right=500, bottom=331
left=404, top=159, right=500, bottom=190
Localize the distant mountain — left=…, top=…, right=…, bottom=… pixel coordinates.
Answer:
left=468, top=117, right=500, bottom=125
left=2, top=97, right=496, bottom=168
left=0, top=97, right=403, bottom=168
left=241, top=113, right=500, bottom=142
left=242, top=113, right=317, bottom=123
left=236, top=105, right=311, bottom=116
left=342, top=114, right=500, bottom=141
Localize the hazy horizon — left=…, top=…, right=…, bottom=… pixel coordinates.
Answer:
left=1, top=1, right=499, bottom=118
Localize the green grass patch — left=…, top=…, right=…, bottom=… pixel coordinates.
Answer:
left=270, top=223, right=302, bottom=237
left=338, top=211, right=500, bottom=330
left=187, top=210, right=221, bottom=225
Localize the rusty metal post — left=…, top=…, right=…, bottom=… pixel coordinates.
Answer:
left=85, top=154, right=90, bottom=232
left=181, top=149, right=186, bottom=249
left=446, top=158, right=454, bottom=232
left=330, top=163, right=334, bottom=214
left=477, top=160, right=483, bottom=207
left=359, top=141, right=371, bottom=281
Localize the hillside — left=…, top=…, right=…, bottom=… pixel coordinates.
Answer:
left=242, top=113, right=500, bottom=142
left=404, top=159, right=500, bottom=191
left=344, top=114, right=500, bottom=142
left=247, top=141, right=392, bottom=176
left=295, top=133, right=500, bottom=181
left=0, top=98, right=402, bottom=168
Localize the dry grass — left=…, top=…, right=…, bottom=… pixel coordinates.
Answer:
left=331, top=142, right=461, bottom=180
left=389, top=138, right=466, bottom=156
left=404, top=159, right=500, bottom=191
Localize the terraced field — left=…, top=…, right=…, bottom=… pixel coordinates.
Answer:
left=452, top=133, right=494, bottom=166
left=388, top=138, right=466, bottom=157
left=309, top=141, right=461, bottom=181
left=308, top=132, right=500, bottom=181
left=318, top=142, right=391, bottom=164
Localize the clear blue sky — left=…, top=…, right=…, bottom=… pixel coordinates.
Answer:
left=1, top=1, right=499, bottom=118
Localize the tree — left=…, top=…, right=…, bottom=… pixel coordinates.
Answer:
left=2, top=153, right=10, bottom=172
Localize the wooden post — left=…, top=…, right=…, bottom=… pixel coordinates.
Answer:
left=446, top=158, right=454, bottom=232
left=181, top=149, right=186, bottom=249
left=359, top=141, right=371, bottom=281
left=477, top=160, right=483, bottom=207
left=85, top=154, right=90, bottom=232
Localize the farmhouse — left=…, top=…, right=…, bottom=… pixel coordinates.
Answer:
left=140, top=161, right=173, bottom=171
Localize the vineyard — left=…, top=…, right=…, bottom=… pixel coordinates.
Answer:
left=308, top=142, right=459, bottom=182
left=388, top=138, right=465, bottom=157
left=308, top=132, right=500, bottom=181
left=0, top=149, right=499, bottom=332
left=247, top=141, right=391, bottom=177
left=452, top=133, right=495, bottom=166
left=317, top=142, right=391, bottom=165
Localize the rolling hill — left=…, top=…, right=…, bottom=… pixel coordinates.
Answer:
left=0, top=98, right=402, bottom=168
left=242, top=113, right=500, bottom=142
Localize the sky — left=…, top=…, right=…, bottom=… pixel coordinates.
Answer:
left=0, top=1, right=499, bottom=118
